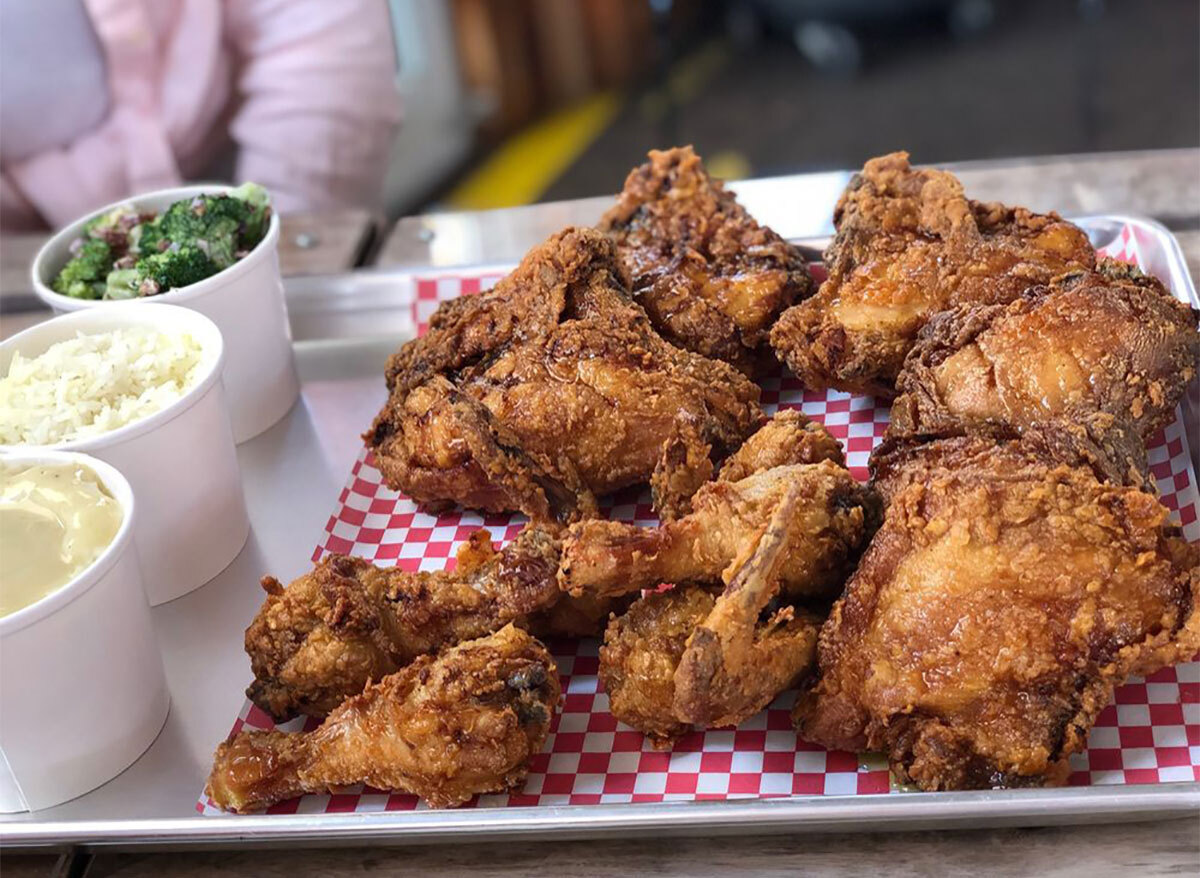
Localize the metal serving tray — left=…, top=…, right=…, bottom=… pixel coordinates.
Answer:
left=2, top=215, right=1197, bottom=851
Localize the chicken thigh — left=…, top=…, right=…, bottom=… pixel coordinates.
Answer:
left=599, top=146, right=812, bottom=373
left=369, top=227, right=762, bottom=522
left=770, top=152, right=1095, bottom=396
left=795, top=436, right=1200, bottom=790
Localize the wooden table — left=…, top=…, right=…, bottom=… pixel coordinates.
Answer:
left=2, top=150, right=1198, bottom=876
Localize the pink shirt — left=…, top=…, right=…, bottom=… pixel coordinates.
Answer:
left=1, top=0, right=401, bottom=231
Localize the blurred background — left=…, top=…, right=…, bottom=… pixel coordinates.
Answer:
left=415, top=0, right=1200, bottom=212
left=0, top=0, right=1196, bottom=231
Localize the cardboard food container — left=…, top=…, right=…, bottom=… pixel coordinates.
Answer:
left=30, top=184, right=300, bottom=443
left=0, top=450, right=169, bottom=812
left=0, top=304, right=250, bottom=604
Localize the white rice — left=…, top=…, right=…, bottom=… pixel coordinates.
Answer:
left=0, top=327, right=205, bottom=445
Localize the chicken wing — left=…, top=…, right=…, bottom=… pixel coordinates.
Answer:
left=368, top=227, right=762, bottom=521
left=671, top=481, right=822, bottom=727
left=717, top=408, right=845, bottom=483
left=769, top=152, right=1095, bottom=396
left=599, top=486, right=820, bottom=745
left=599, top=585, right=718, bottom=747
left=245, top=526, right=562, bottom=721
left=560, top=459, right=876, bottom=601
left=887, top=260, right=1200, bottom=445
left=651, top=408, right=846, bottom=521
left=208, top=625, right=560, bottom=811
left=599, top=146, right=813, bottom=373
left=795, top=436, right=1200, bottom=790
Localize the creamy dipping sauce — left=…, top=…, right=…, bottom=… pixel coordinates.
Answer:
left=0, top=462, right=123, bottom=617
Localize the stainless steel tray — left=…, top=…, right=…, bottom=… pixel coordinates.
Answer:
left=2, top=215, right=1197, bottom=851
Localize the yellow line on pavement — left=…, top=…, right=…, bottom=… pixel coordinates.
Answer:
left=446, top=92, right=621, bottom=210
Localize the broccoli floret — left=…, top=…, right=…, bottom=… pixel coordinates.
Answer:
left=133, top=245, right=217, bottom=295
left=229, top=182, right=271, bottom=249
left=104, top=268, right=141, bottom=300
left=53, top=238, right=113, bottom=299
left=156, top=197, right=241, bottom=269
left=132, top=218, right=166, bottom=258
left=85, top=205, right=139, bottom=236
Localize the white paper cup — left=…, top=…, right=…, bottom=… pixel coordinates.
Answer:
left=0, top=304, right=250, bottom=604
left=0, top=450, right=169, bottom=812
left=30, top=184, right=300, bottom=443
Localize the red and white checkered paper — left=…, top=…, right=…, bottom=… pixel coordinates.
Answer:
left=200, top=225, right=1200, bottom=815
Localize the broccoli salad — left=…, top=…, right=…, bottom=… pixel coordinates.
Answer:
left=52, top=183, right=271, bottom=300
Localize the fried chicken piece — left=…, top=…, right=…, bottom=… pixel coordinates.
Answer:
left=795, top=437, right=1200, bottom=790
left=368, top=227, right=762, bottom=521
left=649, top=416, right=716, bottom=522
left=872, top=418, right=1152, bottom=501
left=600, top=585, right=718, bottom=747
left=208, top=625, right=560, bottom=811
left=671, top=481, right=822, bottom=727
left=367, top=377, right=586, bottom=522
left=560, top=459, right=876, bottom=601
left=717, top=408, right=845, bottom=483
left=599, top=146, right=813, bottom=373
left=600, top=486, right=821, bottom=746
left=245, top=527, right=562, bottom=721
left=769, top=151, right=1095, bottom=396
left=888, top=260, right=1200, bottom=445
left=522, top=591, right=634, bottom=640
left=652, top=409, right=846, bottom=521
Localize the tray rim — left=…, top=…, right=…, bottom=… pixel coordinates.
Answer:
left=5, top=784, right=1198, bottom=850
left=2, top=212, right=1198, bottom=850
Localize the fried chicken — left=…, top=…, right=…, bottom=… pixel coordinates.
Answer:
left=600, top=586, right=718, bottom=747
left=649, top=416, right=716, bottom=523
left=769, top=151, right=1096, bottom=396
left=208, top=625, right=560, bottom=811
left=600, top=485, right=821, bottom=746
left=368, top=227, right=762, bottom=521
left=522, top=590, right=634, bottom=641
left=599, top=146, right=813, bottom=373
left=887, top=259, right=1200, bottom=446
left=245, top=527, right=562, bottom=721
left=671, top=482, right=822, bottom=728
left=717, top=408, right=845, bottom=483
left=560, top=459, right=876, bottom=601
left=652, top=408, right=846, bottom=521
left=795, top=436, right=1200, bottom=790
left=871, top=418, right=1152, bottom=501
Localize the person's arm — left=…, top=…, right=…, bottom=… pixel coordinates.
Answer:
left=224, top=0, right=402, bottom=214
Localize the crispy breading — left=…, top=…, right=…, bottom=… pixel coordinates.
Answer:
left=244, top=527, right=561, bottom=721
left=560, top=460, right=877, bottom=601
left=649, top=415, right=716, bottom=522
left=795, top=437, right=1200, bottom=790
left=368, top=227, right=762, bottom=521
left=887, top=259, right=1200, bottom=445
left=652, top=409, right=846, bottom=522
left=769, top=152, right=1095, bottom=396
left=209, top=626, right=560, bottom=811
left=599, top=146, right=813, bottom=373
left=600, top=585, right=717, bottom=748
left=522, top=590, right=634, bottom=641
left=871, top=420, right=1153, bottom=502
left=717, top=408, right=845, bottom=483
left=599, top=484, right=821, bottom=747
left=670, top=482, right=822, bottom=728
